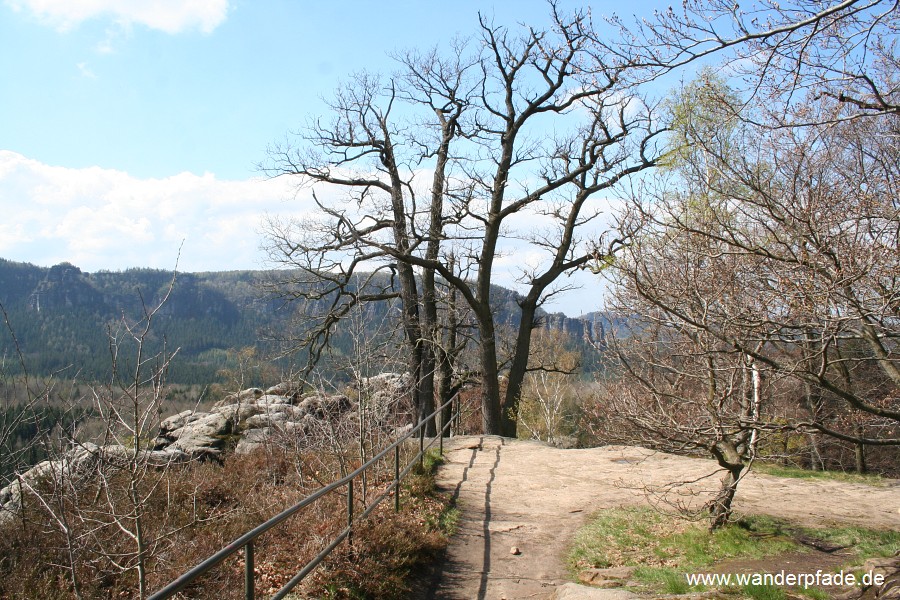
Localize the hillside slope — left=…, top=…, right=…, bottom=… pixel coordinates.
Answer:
left=0, top=258, right=606, bottom=384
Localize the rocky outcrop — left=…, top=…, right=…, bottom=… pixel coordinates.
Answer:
left=353, top=372, right=412, bottom=422
left=28, top=262, right=101, bottom=312
left=153, top=384, right=353, bottom=458
left=0, top=442, right=193, bottom=527
left=0, top=379, right=409, bottom=527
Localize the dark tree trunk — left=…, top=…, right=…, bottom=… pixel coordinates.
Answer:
left=383, top=130, right=430, bottom=433
left=501, top=300, right=539, bottom=437
left=855, top=425, right=868, bottom=474
left=436, top=270, right=458, bottom=436
left=477, top=313, right=503, bottom=434
left=709, top=466, right=742, bottom=530
left=709, top=439, right=744, bottom=530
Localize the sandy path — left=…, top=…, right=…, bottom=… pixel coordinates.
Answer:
left=411, top=435, right=900, bottom=600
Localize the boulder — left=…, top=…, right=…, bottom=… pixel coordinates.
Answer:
left=832, top=555, right=900, bottom=600
left=296, top=394, right=350, bottom=419
left=235, top=427, right=273, bottom=455
left=551, top=583, right=637, bottom=600
left=161, top=412, right=232, bottom=458
left=255, top=394, right=292, bottom=407
left=214, top=387, right=264, bottom=408
left=0, top=442, right=193, bottom=526
left=265, top=382, right=301, bottom=397
left=578, top=566, right=635, bottom=588
left=160, top=409, right=202, bottom=434
left=243, top=412, right=289, bottom=430
left=212, top=402, right=263, bottom=425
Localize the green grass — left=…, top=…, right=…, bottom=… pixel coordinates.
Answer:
left=633, top=567, right=702, bottom=594
left=752, top=463, right=887, bottom=486
left=421, top=447, right=445, bottom=472
left=568, top=507, right=898, bottom=597
left=797, top=587, right=830, bottom=600
left=569, top=508, right=798, bottom=573
left=803, top=524, right=900, bottom=559
left=743, top=583, right=787, bottom=600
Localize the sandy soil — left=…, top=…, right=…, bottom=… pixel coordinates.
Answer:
left=410, top=435, right=900, bottom=600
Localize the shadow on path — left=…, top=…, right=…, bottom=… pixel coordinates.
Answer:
left=477, top=441, right=501, bottom=599
left=410, top=437, right=504, bottom=600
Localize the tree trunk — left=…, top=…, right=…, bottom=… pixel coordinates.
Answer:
left=709, top=440, right=744, bottom=530
left=501, top=300, right=539, bottom=437
left=478, top=312, right=502, bottom=434
left=419, top=343, right=437, bottom=436
left=709, top=466, right=742, bottom=530
left=437, top=258, right=459, bottom=436
left=855, top=425, right=867, bottom=474
left=382, top=129, right=431, bottom=434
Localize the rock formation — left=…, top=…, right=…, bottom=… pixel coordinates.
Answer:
left=0, top=378, right=411, bottom=526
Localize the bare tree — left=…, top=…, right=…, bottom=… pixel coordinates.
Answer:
left=517, top=328, right=581, bottom=446
left=263, top=4, right=663, bottom=436
left=604, top=0, right=899, bottom=121
left=85, top=274, right=183, bottom=598
left=598, top=70, right=898, bottom=520
left=597, top=199, right=777, bottom=526
left=0, top=302, right=42, bottom=483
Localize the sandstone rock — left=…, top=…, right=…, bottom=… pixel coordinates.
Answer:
left=578, top=566, right=635, bottom=587
left=160, top=409, right=202, bottom=434
left=836, top=555, right=900, bottom=600
left=162, top=412, right=232, bottom=458
left=297, top=394, right=350, bottom=418
left=255, top=394, right=292, bottom=407
left=265, top=382, right=301, bottom=397
left=551, top=583, right=637, bottom=600
left=863, top=557, right=899, bottom=579
left=235, top=427, right=273, bottom=455
left=213, top=402, right=263, bottom=425
left=356, top=373, right=411, bottom=421
left=214, top=387, right=264, bottom=408
left=239, top=387, right=264, bottom=400
left=0, top=442, right=194, bottom=526
left=168, top=412, right=231, bottom=439
left=243, top=412, right=286, bottom=429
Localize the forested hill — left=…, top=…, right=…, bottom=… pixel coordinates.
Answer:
left=0, top=259, right=605, bottom=384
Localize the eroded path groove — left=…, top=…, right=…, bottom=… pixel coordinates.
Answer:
left=411, top=436, right=900, bottom=600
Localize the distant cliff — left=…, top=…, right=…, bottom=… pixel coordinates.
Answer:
left=0, top=258, right=606, bottom=383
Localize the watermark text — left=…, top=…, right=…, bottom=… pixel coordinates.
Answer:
left=684, top=570, right=885, bottom=589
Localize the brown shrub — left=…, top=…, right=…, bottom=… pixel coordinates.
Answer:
left=0, top=442, right=452, bottom=600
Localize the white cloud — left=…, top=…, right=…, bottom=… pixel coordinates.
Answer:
left=0, top=151, right=610, bottom=315
left=76, top=61, right=97, bottom=79
left=5, top=0, right=230, bottom=34
left=0, top=150, right=310, bottom=273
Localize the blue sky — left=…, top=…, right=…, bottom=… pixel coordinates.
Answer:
left=0, top=0, right=659, bottom=316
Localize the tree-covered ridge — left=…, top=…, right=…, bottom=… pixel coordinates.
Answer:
left=0, top=259, right=279, bottom=384
left=0, top=258, right=602, bottom=385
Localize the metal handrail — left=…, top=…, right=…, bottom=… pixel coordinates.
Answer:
left=148, top=393, right=458, bottom=600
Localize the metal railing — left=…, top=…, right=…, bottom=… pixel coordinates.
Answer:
left=148, top=393, right=460, bottom=600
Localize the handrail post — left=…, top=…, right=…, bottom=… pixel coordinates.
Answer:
left=394, top=444, right=400, bottom=512
left=419, top=422, right=425, bottom=470
left=244, top=541, right=254, bottom=600
left=347, top=478, right=354, bottom=548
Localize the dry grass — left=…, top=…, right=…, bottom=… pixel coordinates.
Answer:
left=0, top=443, right=453, bottom=599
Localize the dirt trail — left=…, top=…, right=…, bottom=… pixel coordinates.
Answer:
left=411, top=435, right=900, bottom=600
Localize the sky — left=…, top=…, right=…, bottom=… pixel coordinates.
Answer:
left=0, top=0, right=661, bottom=316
